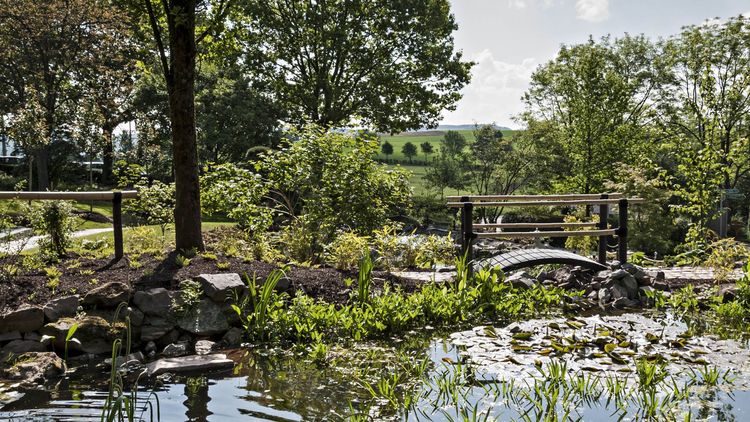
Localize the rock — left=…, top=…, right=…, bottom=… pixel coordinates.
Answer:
left=610, top=284, right=629, bottom=301
left=620, top=275, right=639, bottom=299
left=104, top=351, right=144, bottom=368
left=157, top=329, right=181, bottom=347
left=718, top=285, right=738, bottom=302
left=612, top=297, right=640, bottom=309
left=196, top=273, right=246, bottom=303
left=652, top=281, right=670, bottom=291
left=506, top=271, right=536, bottom=289
left=162, top=342, right=190, bottom=357
left=276, top=276, right=292, bottom=292
left=655, top=271, right=666, bottom=281
left=82, top=282, right=132, bottom=308
left=609, top=269, right=630, bottom=280
left=0, top=305, right=44, bottom=333
left=25, top=332, right=41, bottom=342
left=133, top=288, right=173, bottom=316
left=637, top=275, right=652, bottom=286
left=586, top=290, right=598, bottom=301
left=0, top=331, right=22, bottom=342
left=610, top=260, right=622, bottom=270
left=140, top=317, right=175, bottom=342
left=146, top=354, right=234, bottom=376
left=43, top=296, right=79, bottom=322
left=129, top=307, right=145, bottom=326
left=221, top=327, right=244, bottom=347
left=41, top=316, right=118, bottom=355
left=195, top=340, right=215, bottom=355
left=144, top=341, right=157, bottom=355
left=2, top=352, right=65, bottom=387
left=589, top=281, right=601, bottom=291
left=2, top=340, right=47, bottom=355
left=176, top=299, right=230, bottom=336
left=598, top=288, right=612, bottom=304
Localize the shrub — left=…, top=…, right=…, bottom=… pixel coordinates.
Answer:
left=30, top=200, right=76, bottom=259
left=125, top=226, right=165, bottom=254
left=124, top=180, right=175, bottom=237
left=415, top=234, right=455, bottom=269
left=200, top=163, right=272, bottom=235
left=259, top=126, right=412, bottom=262
left=325, top=231, right=370, bottom=271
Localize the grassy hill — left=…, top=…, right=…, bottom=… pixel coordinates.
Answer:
left=376, top=129, right=515, bottom=161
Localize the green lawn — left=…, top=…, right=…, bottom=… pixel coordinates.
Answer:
left=377, top=129, right=515, bottom=161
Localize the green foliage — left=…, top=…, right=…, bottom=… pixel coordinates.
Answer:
left=401, top=142, right=417, bottom=163
left=420, top=141, right=433, bottom=157
left=324, top=231, right=370, bottom=271
left=260, top=126, right=412, bottom=262
left=703, top=239, right=749, bottom=281
left=200, top=163, right=272, bottom=235
left=381, top=141, right=394, bottom=157
left=124, top=180, right=175, bottom=237
left=30, top=201, right=76, bottom=260
left=232, top=269, right=287, bottom=341
left=356, top=252, right=374, bottom=306
left=171, top=280, right=203, bottom=317
left=563, top=214, right=599, bottom=254
left=240, top=0, right=472, bottom=132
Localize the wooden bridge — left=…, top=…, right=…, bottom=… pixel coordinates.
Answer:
left=446, top=193, right=645, bottom=271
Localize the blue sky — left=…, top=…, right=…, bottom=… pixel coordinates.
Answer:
left=442, top=0, right=750, bottom=128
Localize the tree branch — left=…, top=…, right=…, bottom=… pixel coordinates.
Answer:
left=144, top=0, right=172, bottom=85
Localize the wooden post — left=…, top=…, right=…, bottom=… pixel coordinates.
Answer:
left=617, top=198, right=628, bottom=264
left=113, top=191, right=123, bottom=260
left=460, top=196, right=474, bottom=265
left=598, top=194, right=609, bottom=264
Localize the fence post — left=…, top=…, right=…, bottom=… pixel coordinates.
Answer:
left=598, top=194, right=609, bottom=264
left=113, top=191, right=123, bottom=260
left=460, top=196, right=474, bottom=265
left=617, top=198, right=628, bottom=264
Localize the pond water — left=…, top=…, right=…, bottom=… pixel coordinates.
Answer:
left=2, top=311, right=750, bottom=421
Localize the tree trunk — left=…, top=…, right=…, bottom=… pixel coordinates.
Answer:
left=167, top=0, right=203, bottom=251
left=35, top=149, right=50, bottom=190
left=102, top=126, right=115, bottom=185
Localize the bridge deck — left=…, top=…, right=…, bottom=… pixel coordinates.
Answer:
left=475, top=248, right=608, bottom=272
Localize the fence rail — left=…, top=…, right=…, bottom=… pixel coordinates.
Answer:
left=452, top=193, right=637, bottom=265
left=0, top=190, right=139, bottom=259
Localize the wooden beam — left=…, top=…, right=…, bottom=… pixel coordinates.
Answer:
left=0, top=191, right=138, bottom=201
left=475, top=222, right=597, bottom=230
left=446, top=198, right=645, bottom=208
left=475, top=229, right=617, bottom=239
left=445, top=193, right=624, bottom=202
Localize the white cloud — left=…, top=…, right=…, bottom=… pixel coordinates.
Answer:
left=508, top=0, right=562, bottom=10
left=575, top=0, right=610, bottom=22
left=441, top=50, right=537, bottom=128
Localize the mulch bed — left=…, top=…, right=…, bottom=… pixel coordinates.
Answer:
left=0, top=252, right=423, bottom=313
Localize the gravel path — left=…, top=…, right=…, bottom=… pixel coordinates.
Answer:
left=0, top=228, right=113, bottom=253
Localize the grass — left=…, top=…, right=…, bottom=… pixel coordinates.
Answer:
left=377, top=129, right=515, bottom=161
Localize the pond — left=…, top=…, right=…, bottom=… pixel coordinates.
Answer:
left=2, top=311, right=750, bottom=421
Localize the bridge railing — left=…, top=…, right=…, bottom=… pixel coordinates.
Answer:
left=0, top=190, right=138, bottom=259
left=446, top=193, right=645, bottom=265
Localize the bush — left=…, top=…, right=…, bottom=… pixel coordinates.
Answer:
left=30, top=200, right=76, bottom=259
left=124, top=180, right=175, bottom=237
left=259, top=126, right=412, bottom=262
left=200, top=163, right=272, bottom=236
left=325, top=231, right=370, bottom=271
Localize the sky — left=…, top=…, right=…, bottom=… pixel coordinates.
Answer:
left=441, top=0, right=750, bottom=128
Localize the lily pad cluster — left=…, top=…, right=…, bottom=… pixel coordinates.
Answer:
left=450, top=313, right=750, bottom=386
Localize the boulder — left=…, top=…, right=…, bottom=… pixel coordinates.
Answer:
left=82, top=282, right=132, bottom=308
left=43, top=295, right=79, bottom=322
left=176, top=299, right=230, bottom=336
left=41, top=316, right=118, bottom=355
left=104, top=351, right=144, bottom=368
left=598, top=288, right=612, bottom=304
left=609, top=269, right=630, bottom=280
left=196, top=273, right=246, bottom=302
left=129, top=307, right=145, bottom=326
left=619, top=275, right=639, bottom=299
left=162, top=342, right=190, bottom=357
left=2, top=340, right=47, bottom=355
left=0, top=305, right=44, bottom=333
left=506, top=271, right=536, bottom=290
left=194, top=340, right=215, bottom=355
left=612, top=297, right=640, bottom=309
left=221, top=327, right=244, bottom=347
left=0, top=331, right=22, bottom=342
left=610, top=284, right=630, bottom=301
left=146, top=354, right=234, bottom=376
left=2, top=352, right=65, bottom=387
left=140, top=317, right=175, bottom=342
left=133, top=288, right=173, bottom=316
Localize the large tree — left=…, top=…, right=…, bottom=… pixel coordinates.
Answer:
left=140, top=0, right=234, bottom=250
left=0, top=0, right=129, bottom=189
left=521, top=35, right=664, bottom=194
left=238, top=0, right=472, bottom=132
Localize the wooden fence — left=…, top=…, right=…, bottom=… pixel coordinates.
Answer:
left=446, top=193, right=646, bottom=264
left=0, top=190, right=138, bottom=259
